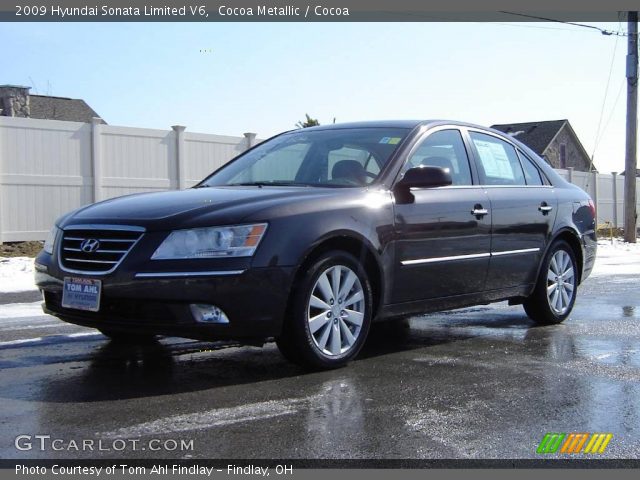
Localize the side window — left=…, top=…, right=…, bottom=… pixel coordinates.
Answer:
left=517, top=150, right=544, bottom=186
left=404, top=129, right=472, bottom=186
left=469, top=132, right=526, bottom=186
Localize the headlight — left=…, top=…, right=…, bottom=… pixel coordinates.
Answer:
left=43, top=226, right=60, bottom=255
left=151, top=223, right=268, bottom=260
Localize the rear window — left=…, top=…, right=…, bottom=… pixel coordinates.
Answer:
left=517, top=150, right=544, bottom=186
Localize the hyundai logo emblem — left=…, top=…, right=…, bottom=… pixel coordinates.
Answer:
left=80, top=238, right=100, bottom=253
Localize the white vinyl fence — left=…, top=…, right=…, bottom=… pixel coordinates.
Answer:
left=0, top=116, right=258, bottom=242
left=0, top=116, right=638, bottom=242
left=556, top=168, right=640, bottom=230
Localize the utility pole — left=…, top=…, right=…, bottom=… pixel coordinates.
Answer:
left=624, top=11, right=638, bottom=243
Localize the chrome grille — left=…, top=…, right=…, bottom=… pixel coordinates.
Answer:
left=59, top=226, right=143, bottom=274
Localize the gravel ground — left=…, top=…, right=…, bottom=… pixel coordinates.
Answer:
left=0, top=241, right=44, bottom=258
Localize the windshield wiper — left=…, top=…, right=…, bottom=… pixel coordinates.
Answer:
left=226, top=181, right=311, bottom=187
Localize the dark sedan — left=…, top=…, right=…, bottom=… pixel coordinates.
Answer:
left=35, top=120, right=597, bottom=368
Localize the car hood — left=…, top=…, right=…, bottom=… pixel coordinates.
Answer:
left=64, top=186, right=349, bottom=231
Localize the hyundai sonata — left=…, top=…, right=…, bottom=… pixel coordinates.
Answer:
left=35, top=120, right=597, bottom=368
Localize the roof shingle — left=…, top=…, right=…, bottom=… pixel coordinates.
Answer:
left=28, top=95, right=102, bottom=123
left=490, top=120, right=567, bottom=155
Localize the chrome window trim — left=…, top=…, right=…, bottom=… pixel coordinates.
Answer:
left=402, top=184, right=554, bottom=190
left=134, top=270, right=245, bottom=278
left=58, top=224, right=145, bottom=276
left=401, top=248, right=540, bottom=265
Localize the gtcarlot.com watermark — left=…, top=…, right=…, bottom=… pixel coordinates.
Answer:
left=15, top=434, right=194, bottom=452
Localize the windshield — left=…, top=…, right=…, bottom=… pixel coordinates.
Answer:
left=200, top=127, right=410, bottom=188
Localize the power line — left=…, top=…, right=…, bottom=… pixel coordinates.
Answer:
left=592, top=15, right=622, bottom=160
left=485, top=22, right=597, bottom=33
left=499, top=11, right=629, bottom=36
left=377, top=11, right=620, bottom=34
left=584, top=39, right=619, bottom=183
left=594, top=15, right=627, bottom=154
left=596, top=79, right=627, bottom=154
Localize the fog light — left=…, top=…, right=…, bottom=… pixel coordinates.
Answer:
left=190, top=304, right=230, bottom=324
left=34, top=262, right=48, bottom=273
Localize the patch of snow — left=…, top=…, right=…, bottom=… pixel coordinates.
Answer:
left=0, top=257, right=36, bottom=293
left=0, top=301, right=44, bottom=319
left=590, top=239, right=640, bottom=277
left=0, top=331, right=100, bottom=348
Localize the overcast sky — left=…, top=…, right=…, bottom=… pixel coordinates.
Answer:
left=1, top=21, right=633, bottom=173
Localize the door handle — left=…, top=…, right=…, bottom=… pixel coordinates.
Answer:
left=538, top=202, right=553, bottom=214
left=471, top=204, right=488, bottom=217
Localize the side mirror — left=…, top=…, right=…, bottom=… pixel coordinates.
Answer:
left=393, top=166, right=452, bottom=204
left=398, top=166, right=452, bottom=189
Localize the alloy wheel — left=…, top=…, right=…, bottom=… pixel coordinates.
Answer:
left=307, top=265, right=365, bottom=356
left=546, top=249, right=576, bottom=315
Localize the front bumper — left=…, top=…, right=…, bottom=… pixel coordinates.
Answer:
left=35, top=252, right=295, bottom=342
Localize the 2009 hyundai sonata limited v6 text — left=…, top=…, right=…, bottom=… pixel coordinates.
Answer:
left=35, top=120, right=597, bottom=368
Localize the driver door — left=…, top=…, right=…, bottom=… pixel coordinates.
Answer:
left=391, top=128, right=491, bottom=303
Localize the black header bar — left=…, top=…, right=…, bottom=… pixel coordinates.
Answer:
left=1, top=0, right=638, bottom=22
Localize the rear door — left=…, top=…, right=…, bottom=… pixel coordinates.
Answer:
left=391, top=128, right=491, bottom=303
left=465, top=130, right=557, bottom=290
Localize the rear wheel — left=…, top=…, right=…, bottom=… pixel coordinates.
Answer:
left=523, top=240, right=578, bottom=325
left=276, top=250, right=373, bottom=369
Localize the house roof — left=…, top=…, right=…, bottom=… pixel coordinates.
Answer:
left=490, top=120, right=567, bottom=155
left=28, top=95, right=102, bottom=123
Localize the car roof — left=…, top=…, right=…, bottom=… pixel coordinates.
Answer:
left=302, top=120, right=423, bottom=130
left=301, top=119, right=494, bottom=131
left=301, top=119, right=540, bottom=152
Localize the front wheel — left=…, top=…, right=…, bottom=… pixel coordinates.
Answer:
left=276, top=250, right=373, bottom=369
left=523, top=240, right=578, bottom=325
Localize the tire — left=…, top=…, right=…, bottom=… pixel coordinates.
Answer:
left=523, top=240, right=578, bottom=325
left=99, top=329, right=155, bottom=344
left=276, top=250, right=373, bottom=369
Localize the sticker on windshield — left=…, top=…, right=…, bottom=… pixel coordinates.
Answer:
left=379, top=137, right=391, bottom=144
left=388, top=137, right=401, bottom=145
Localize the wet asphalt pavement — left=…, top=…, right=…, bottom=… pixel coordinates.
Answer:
left=0, top=268, right=638, bottom=461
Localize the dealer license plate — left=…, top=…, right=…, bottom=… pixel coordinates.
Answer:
left=62, top=277, right=102, bottom=312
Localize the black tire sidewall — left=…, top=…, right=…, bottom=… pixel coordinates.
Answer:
left=528, top=240, right=578, bottom=324
left=289, top=250, right=373, bottom=368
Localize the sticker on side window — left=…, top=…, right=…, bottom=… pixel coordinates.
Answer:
left=474, top=139, right=515, bottom=180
